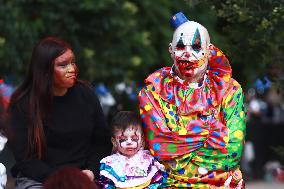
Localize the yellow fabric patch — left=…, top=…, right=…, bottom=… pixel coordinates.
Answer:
left=233, top=80, right=239, bottom=86
left=233, top=130, right=244, bottom=140
left=201, top=130, right=209, bottom=135
left=193, top=156, right=204, bottom=162
left=179, top=127, right=187, bottom=135
left=217, top=51, right=222, bottom=56
left=225, top=94, right=232, bottom=105
left=144, top=104, right=152, bottom=111
left=223, top=136, right=229, bottom=143
left=240, top=111, right=244, bottom=118
left=223, top=73, right=230, bottom=82
left=155, top=72, right=161, bottom=77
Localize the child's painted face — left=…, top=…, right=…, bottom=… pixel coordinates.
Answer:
left=112, top=125, right=143, bottom=158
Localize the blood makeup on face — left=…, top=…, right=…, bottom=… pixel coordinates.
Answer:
left=53, top=49, right=78, bottom=90
left=174, top=46, right=200, bottom=77
left=175, top=55, right=208, bottom=78
left=175, top=59, right=197, bottom=77
left=114, top=126, right=142, bottom=158
left=172, top=27, right=209, bottom=79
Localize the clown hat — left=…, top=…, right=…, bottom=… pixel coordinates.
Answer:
left=170, top=12, right=189, bottom=30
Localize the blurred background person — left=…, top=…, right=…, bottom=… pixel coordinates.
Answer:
left=0, top=87, right=8, bottom=189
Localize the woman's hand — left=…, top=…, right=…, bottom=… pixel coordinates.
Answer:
left=81, top=169, right=94, bottom=181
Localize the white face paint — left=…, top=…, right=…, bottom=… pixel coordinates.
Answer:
left=112, top=125, right=143, bottom=158
left=169, top=21, right=210, bottom=82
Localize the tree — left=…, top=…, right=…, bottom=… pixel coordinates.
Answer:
left=209, top=0, right=284, bottom=90
left=0, top=0, right=189, bottom=86
left=0, top=0, right=282, bottom=92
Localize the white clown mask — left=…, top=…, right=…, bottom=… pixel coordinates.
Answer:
left=169, top=20, right=210, bottom=81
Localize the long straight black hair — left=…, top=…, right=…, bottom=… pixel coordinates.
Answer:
left=9, top=37, right=72, bottom=159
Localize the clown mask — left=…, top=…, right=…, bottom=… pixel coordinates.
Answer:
left=111, top=125, right=144, bottom=158
left=169, top=21, right=210, bottom=82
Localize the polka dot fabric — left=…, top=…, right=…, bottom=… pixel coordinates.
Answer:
left=138, top=45, right=246, bottom=188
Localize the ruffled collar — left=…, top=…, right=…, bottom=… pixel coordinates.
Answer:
left=100, top=150, right=153, bottom=177
left=144, top=44, right=232, bottom=115
left=100, top=150, right=164, bottom=187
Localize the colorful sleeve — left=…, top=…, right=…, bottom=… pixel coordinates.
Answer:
left=138, top=86, right=168, bottom=158
left=192, top=82, right=246, bottom=171
left=222, top=81, right=246, bottom=167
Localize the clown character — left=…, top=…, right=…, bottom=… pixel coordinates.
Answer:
left=138, top=12, right=246, bottom=188
left=99, top=111, right=165, bottom=189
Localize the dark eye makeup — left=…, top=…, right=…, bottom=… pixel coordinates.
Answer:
left=192, top=43, right=201, bottom=51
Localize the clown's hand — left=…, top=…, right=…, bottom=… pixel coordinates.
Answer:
left=224, top=176, right=244, bottom=189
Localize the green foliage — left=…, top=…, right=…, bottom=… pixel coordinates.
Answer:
left=0, top=0, right=283, bottom=91
left=0, top=0, right=188, bottom=85
left=209, top=0, right=284, bottom=89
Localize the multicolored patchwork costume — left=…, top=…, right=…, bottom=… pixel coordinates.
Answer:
left=138, top=45, right=246, bottom=188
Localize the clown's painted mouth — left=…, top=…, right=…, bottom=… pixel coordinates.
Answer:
left=186, top=65, right=196, bottom=70
left=178, top=60, right=190, bottom=64
left=178, top=60, right=198, bottom=69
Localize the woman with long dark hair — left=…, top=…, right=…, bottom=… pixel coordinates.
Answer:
left=8, top=37, right=111, bottom=189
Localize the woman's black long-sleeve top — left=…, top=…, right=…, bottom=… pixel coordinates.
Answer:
left=8, top=83, right=112, bottom=182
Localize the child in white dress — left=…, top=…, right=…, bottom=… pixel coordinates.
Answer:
left=99, top=111, right=164, bottom=189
